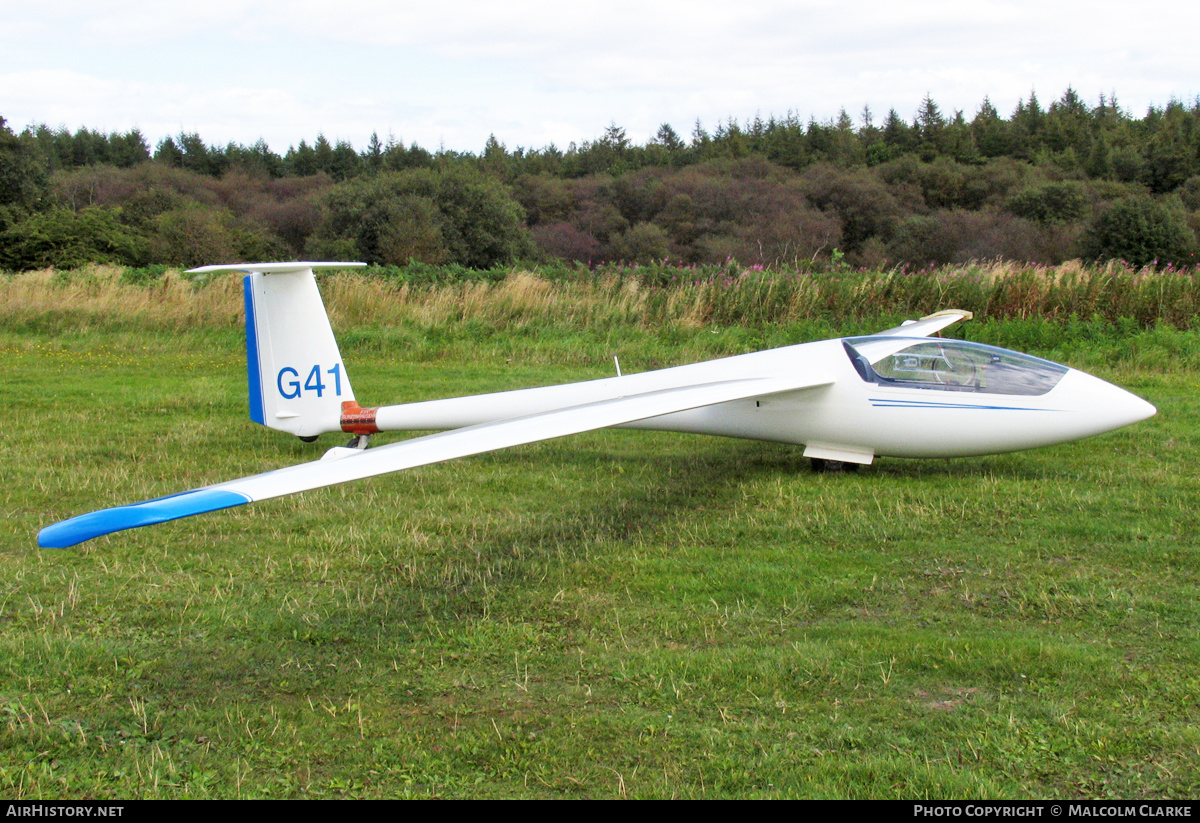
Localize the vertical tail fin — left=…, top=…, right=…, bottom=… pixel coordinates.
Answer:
left=188, top=262, right=365, bottom=438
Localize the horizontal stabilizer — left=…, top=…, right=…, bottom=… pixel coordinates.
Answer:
left=39, top=372, right=829, bottom=548
left=186, top=262, right=365, bottom=275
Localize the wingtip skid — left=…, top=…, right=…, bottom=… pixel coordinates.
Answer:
left=38, top=489, right=252, bottom=549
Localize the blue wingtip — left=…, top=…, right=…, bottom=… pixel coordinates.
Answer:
left=38, top=489, right=252, bottom=548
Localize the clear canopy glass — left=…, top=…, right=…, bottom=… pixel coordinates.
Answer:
left=843, top=337, right=1068, bottom=396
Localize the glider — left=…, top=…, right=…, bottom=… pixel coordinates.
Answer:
left=38, top=262, right=1156, bottom=548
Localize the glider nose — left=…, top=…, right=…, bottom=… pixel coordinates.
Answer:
left=1059, top=369, right=1156, bottom=435
left=1111, top=387, right=1157, bottom=428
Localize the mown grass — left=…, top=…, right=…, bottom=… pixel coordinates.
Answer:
left=1, top=267, right=1197, bottom=798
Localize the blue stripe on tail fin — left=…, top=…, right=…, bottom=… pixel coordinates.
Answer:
left=244, top=274, right=266, bottom=425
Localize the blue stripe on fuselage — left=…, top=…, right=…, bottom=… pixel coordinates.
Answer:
left=868, top=397, right=1060, bottom=411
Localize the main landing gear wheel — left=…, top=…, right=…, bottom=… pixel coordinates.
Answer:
left=810, top=458, right=860, bottom=473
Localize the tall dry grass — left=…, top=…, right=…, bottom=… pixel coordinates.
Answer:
left=2, top=260, right=1198, bottom=334
left=0, top=265, right=244, bottom=331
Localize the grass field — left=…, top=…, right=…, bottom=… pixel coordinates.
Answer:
left=2, top=269, right=1198, bottom=798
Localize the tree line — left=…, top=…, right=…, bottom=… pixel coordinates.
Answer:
left=2, top=88, right=1199, bottom=272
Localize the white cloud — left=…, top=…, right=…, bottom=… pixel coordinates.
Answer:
left=3, top=0, right=1197, bottom=153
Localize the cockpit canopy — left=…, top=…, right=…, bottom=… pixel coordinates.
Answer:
left=843, top=337, right=1068, bottom=396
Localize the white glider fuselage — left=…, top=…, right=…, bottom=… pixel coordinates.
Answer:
left=368, top=337, right=1154, bottom=464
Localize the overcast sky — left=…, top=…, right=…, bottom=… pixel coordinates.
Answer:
left=3, top=0, right=1197, bottom=156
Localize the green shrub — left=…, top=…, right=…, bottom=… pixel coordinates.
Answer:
left=1082, top=196, right=1198, bottom=267
left=1006, top=181, right=1089, bottom=224
left=0, top=206, right=147, bottom=270
left=310, top=167, right=534, bottom=268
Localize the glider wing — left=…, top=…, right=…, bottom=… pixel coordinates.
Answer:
left=873, top=309, right=973, bottom=338
left=39, top=372, right=831, bottom=548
